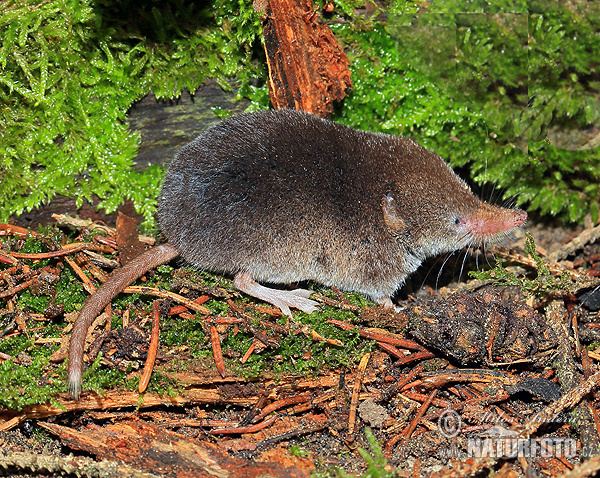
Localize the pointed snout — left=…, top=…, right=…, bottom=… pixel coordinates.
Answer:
left=462, top=205, right=527, bottom=239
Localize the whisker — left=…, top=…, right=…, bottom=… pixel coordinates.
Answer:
left=420, top=254, right=450, bottom=291
left=483, top=242, right=494, bottom=269
left=458, top=247, right=471, bottom=282
left=474, top=246, right=480, bottom=272
left=435, top=252, right=457, bottom=290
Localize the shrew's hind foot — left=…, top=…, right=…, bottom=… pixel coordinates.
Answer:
left=233, top=272, right=319, bottom=316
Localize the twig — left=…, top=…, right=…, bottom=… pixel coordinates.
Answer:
left=560, top=453, right=600, bottom=478
left=64, top=256, right=96, bottom=294
left=210, top=325, right=226, bottom=378
left=255, top=421, right=328, bottom=448
left=312, top=293, right=360, bottom=311
left=0, top=224, right=36, bottom=237
left=328, top=319, right=428, bottom=351
left=520, top=369, right=600, bottom=438
left=548, top=223, right=600, bottom=262
left=0, top=416, right=20, bottom=432
left=348, top=352, right=370, bottom=435
left=209, top=415, right=278, bottom=435
left=375, top=370, right=420, bottom=403
left=402, top=389, right=438, bottom=441
left=51, top=213, right=155, bottom=245
left=252, top=393, right=312, bottom=423
left=10, top=243, right=114, bottom=260
left=0, top=278, right=36, bottom=298
left=377, top=342, right=408, bottom=359
left=123, top=286, right=210, bottom=314
left=492, top=247, right=579, bottom=279
left=82, top=250, right=120, bottom=269
left=167, top=295, right=211, bottom=316
left=294, top=324, right=343, bottom=346
left=0, top=250, right=18, bottom=265
left=139, top=301, right=161, bottom=393
left=241, top=341, right=257, bottom=364
left=393, top=350, right=436, bottom=366
left=0, top=351, right=20, bottom=363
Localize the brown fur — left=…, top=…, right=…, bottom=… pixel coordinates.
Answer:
left=159, top=109, right=520, bottom=300
left=68, top=109, right=526, bottom=398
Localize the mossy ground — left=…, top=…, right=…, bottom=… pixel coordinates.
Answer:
left=0, top=227, right=375, bottom=410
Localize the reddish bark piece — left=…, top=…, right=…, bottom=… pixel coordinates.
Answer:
left=139, top=301, right=161, bottom=393
left=116, top=211, right=145, bottom=265
left=210, top=325, right=227, bottom=378
left=40, top=420, right=308, bottom=478
left=261, top=0, right=352, bottom=117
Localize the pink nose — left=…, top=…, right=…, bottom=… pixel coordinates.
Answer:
left=461, top=207, right=527, bottom=239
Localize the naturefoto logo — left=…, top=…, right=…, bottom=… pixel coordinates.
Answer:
left=468, top=426, right=577, bottom=459
left=437, top=410, right=577, bottom=459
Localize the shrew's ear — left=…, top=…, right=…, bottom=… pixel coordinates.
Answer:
left=381, top=194, right=405, bottom=232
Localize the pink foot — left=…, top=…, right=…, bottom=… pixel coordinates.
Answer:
left=377, top=297, right=403, bottom=312
left=233, top=272, right=319, bottom=316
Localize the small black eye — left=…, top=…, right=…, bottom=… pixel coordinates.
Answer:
left=454, top=217, right=461, bottom=225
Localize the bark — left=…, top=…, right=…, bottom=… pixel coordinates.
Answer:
left=260, top=0, right=352, bottom=117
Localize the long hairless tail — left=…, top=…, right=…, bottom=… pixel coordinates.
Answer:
left=67, top=243, right=179, bottom=399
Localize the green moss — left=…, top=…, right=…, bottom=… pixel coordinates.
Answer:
left=224, top=303, right=371, bottom=378
left=1, top=230, right=377, bottom=407
left=79, top=353, right=127, bottom=395
left=0, top=0, right=265, bottom=225
left=469, top=233, right=573, bottom=297
left=156, top=293, right=372, bottom=379
left=289, top=444, right=310, bottom=458
left=57, top=275, right=87, bottom=314
left=0, top=230, right=86, bottom=314
left=0, top=354, right=64, bottom=409
left=205, top=299, right=231, bottom=315
left=0, top=311, right=68, bottom=409
left=15, top=289, right=49, bottom=314
left=161, top=316, right=209, bottom=357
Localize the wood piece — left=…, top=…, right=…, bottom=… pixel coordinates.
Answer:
left=0, top=223, right=37, bottom=237
left=252, top=393, right=312, bottom=423
left=560, top=453, right=600, bottom=478
left=122, top=286, right=211, bottom=314
left=548, top=222, right=600, bottom=262
left=139, top=301, right=161, bottom=393
left=128, top=85, right=248, bottom=171
left=329, top=319, right=427, bottom=351
left=210, top=325, right=227, bottom=378
left=541, top=301, right=600, bottom=455
left=52, top=213, right=156, bottom=245
left=9, top=242, right=114, bottom=259
left=116, top=212, right=146, bottom=265
left=210, top=415, right=279, bottom=435
left=0, top=370, right=373, bottom=423
left=260, top=0, right=352, bottom=117
left=401, top=389, right=438, bottom=441
left=348, top=352, right=370, bottom=435
left=40, top=420, right=307, bottom=478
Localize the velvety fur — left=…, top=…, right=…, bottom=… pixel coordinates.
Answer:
left=159, top=109, right=518, bottom=302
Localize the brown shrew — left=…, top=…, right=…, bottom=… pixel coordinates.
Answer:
left=68, top=109, right=527, bottom=398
